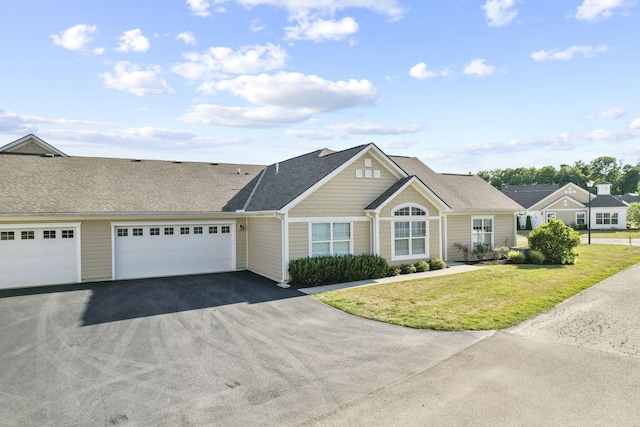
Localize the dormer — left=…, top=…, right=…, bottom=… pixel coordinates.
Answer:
left=596, top=182, right=612, bottom=196
left=0, top=134, right=68, bottom=157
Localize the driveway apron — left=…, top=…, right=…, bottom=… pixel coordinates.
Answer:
left=0, top=272, right=489, bottom=426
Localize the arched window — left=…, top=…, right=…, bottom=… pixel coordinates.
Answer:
left=392, top=205, right=428, bottom=259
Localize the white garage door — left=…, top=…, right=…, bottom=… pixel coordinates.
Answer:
left=0, top=224, right=81, bottom=290
left=113, top=223, right=236, bottom=280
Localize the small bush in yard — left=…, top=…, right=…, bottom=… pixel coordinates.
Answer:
left=288, top=254, right=389, bottom=287
left=508, top=250, right=525, bottom=264
left=528, top=250, right=545, bottom=265
left=429, top=258, right=447, bottom=270
left=388, top=266, right=401, bottom=277
left=400, top=263, right=417, bottom=274
left=528, top=219, right=580, bottom=264
left=453, top=242, right=471, bottom=263
left=415, top=261, right=430, bottom=272
left=472, top=243, right=491, bottom=260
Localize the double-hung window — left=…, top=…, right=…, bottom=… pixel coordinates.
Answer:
left=311, top=223, right=351, bottom=257
left=576, top=212, right=586, bottom=226
left=472, top=217, right=493, bottom=248
left=393, top=206, right=428, bottom=259
left=596, top=212, right=619, bottom=225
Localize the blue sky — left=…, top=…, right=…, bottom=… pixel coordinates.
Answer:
left=1, top=0, right=639, bottom=172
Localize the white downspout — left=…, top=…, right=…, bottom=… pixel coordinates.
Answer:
left=274, top=212, right=290, bottom=288
left=366, top=212, right=378, bottom=255
left=441, top=214, right=447, bottom=261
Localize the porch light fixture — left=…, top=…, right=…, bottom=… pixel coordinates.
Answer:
left=587, top=180, right=594, bottom=244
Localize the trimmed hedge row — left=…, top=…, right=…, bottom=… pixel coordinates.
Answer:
left=288, top=254, right=390, bottom=287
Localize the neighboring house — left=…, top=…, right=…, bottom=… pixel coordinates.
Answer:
left=0, top=134, right=521, bottom=290
left=501, top=181, right=628, bottom=230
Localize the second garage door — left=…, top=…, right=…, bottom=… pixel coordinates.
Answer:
left=113, top=223, right=235, bottom=280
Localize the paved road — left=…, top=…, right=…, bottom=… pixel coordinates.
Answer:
left=308, top=264, right=640, bottom=426
left=0, top=272, right=489, bottom=426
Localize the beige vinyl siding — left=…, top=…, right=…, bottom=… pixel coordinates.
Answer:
left=446, top=214, right=516, bottom=262
left=289, top=152, right=400, bottom=218
left=353, top=221, right=371, bottom=255
left=5, top=140, right=52, bottom=155
left=530, top=184, right=589, bottom=211
left=289, top=220, right=372, bottom=260
left=81, top=220, right=112, bottom=282
left=546, top=198, right=584, bottom=210
left=247, top=216, right=283, bottom=282
left=548, top=210, right=587, bottom=227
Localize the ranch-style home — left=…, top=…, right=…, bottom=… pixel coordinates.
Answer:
left=501, top=182, right=629, bottom=230
left=0, top=134, right=522, bottom=290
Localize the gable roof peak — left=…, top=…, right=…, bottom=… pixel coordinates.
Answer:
left=0, top=134, right=68, bottom=157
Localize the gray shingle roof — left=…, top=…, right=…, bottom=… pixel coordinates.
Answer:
left=243, top=144, right=368, bottom=211
left=500, top=184, right=560, bottom=209
left=591, top=194, right=628, bottom=208
left=0, top=155, right=264, bottom=214
left=365, top=177, right=413, bottom=210
left=619, top=193, right=640, bottom=204
left=390, top=156, right=522, bottom=211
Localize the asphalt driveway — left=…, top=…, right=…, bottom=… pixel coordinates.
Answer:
left=0, top=272, right=489, bottom=426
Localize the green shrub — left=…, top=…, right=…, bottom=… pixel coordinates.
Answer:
left=508, top=250, right=525, bottom=264
left=491, top=246, right=509, bottom=260
left=388, top=266, right=401, bottom=277
left=400, top=263, right=417, bottom=274
left=472, top=243, right=490, bottom=260
left=288, top=254, right=390, bottom=286
left=525, top=215, right=533, bottom=230
left=415, top=261, right=430, bottom=272
left=516, top=216, right=522, bottom=230
left=429, top=258, right=447, bottom=270
left=528, top=219, right=581, bottom=264
left=453, top=242, right=471, bottom=263
left=528, top=250, right=545, bottom=265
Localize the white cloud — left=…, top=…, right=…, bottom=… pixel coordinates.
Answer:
left=50, top=24, right=98, bottom=51
left=181, top=72, right=377, bottom=128
left=409, top=62, right=451, bottom=80
left=531, top=44, right=608, bottom=61
left=463, top=58, right=498, bottom=76
left=284, top=17, right=358, bottom=41
left=285, top=129, right=345, bottom=140
left=173, top=43, right=288, bottom=80
left=575, top=0, right=636, bottom=22
left=591, top=106, right=627, bottom=119
left=180, top=104, right=313, bottom=128
left=186, top=0, right=227, bottom=16
left=0, top=109, right=109, bottom=133
left=236, top=0, right=405, bottom=21
left=176, top=32, right=197, bottom=45
left=93, top=47, right=105, bottom=55
left=482, top=0, right=518, bottom=27
left=116, top=29, right=150, bottom=52
left=250, top=19, right=265, bottom=31
left=380, top=139, right=418, bottom=150
left=211, top=72, right=377, bottom=112
left=630, top=118, right=640, bottom=129
left=100, top=62, right=175, bottom=96
left=327, top=122, right=422, bottom=135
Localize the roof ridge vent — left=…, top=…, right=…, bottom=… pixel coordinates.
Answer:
left=43, top=153, right=55, bottom=157
left=173, top=161, right=182, bottom=164
left=132, top=159, right=142, bottom=162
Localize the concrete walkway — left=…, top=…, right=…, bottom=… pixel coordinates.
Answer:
left=298, top=262, right=483, bottom=295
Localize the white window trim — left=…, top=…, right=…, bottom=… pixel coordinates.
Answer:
left=576, top=212, right=586, bottom=225
left=391, top=204, right=430, bottom=261
left=308, top=222, right=354, bottom=257
left=546, top=212, right=556, bottom=222
left=471, top=215, right=494, bottom=249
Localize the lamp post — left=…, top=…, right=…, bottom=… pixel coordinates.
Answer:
left=587, top=180, right=594, bottom=244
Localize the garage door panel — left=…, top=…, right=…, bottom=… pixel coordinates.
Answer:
left=0, top=225, right=80, bottom=289
left=114, top=224, right=235, bottom=280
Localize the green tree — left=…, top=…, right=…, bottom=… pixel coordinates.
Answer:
left=527, top=219, right=581, bottom=264
left=628, top=202, right=640, bottom=229
left=590, top=156, right=621, bottom=184
left=536, top=166, right=557, bottom=184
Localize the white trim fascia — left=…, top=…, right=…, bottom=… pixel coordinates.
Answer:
left=529, top=182, right=590, bottom=211
left=281, top=144, right=408, bottom=214
left=0, top=134, right=68, bottom=157
left=540, top=195, right=586, bottom=211
left=110, top=220, right=237, bottom=227
left=446, top=208, right=520, bottom=214
left=288, top=216, right=369, bottom=223
left=0, top=222, right=82, bottom=229
left=0, top=211, right=252, bottom=219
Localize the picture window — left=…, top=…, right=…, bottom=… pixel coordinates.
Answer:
left=311, top=222, right=351, bottom=257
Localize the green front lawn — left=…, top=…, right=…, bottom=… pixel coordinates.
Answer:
left=314, top=245, right=640, bottom=331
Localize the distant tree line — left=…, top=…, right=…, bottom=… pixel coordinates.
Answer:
left=478, top=156, right=640, bottom=194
